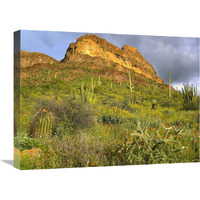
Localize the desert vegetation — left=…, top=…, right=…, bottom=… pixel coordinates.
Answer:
left=14, top=61, right=199, bottom=170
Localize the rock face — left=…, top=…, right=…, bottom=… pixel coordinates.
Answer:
left=16, top=51, right=58, bottom=68
left=62, top=34, right=164, bottom=84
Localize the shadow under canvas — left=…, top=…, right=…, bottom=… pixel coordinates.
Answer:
left=1, top=160, right=13, bottom=166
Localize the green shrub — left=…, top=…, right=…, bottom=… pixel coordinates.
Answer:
left=159, top=99, right=174, bottom=107
left=182, top=100, right=199, bottom=111
left=98, top=106, right=132, bottom=124
left=14, top=132, right=41, bottom=151
left=94, top=85, right=105, bottom=94
left=35, top=97, right=97, bottom=133
left=100, top=115, right=124, bottom=124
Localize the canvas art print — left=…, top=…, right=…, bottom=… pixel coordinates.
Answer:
left=14, top=30, right=199, bottom=170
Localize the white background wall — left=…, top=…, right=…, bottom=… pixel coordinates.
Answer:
left=0, top=1, right=199, bottom=200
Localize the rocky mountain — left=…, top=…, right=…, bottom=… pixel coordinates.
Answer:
left=61, top=34, right=164, bottom=84
left=16, top=51, right=58, bottom=68
left=17, top=34, right=165, bottom=86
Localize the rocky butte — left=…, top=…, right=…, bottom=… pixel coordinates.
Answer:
left=15, top=50, right=58, bottom=68
left=61, top=34, right=164, bottom=84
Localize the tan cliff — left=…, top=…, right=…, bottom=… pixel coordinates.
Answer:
left=15, top=51, right=58, bottom=68
left=62, top=34, right=164, bottom=84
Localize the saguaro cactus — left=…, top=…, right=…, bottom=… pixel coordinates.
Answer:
left=91, top=76, right=94, bottom=97
left=128, top=71, right=133, bottom=94
left=55, top=72, right=58, bottom=79
left=98, top=75, right=102, bottom=86
left=30, top=108, right=55, bottom=138
left=128, top=71, right=134, bottom=104
left=168, top=72, right=173, bottom=98
left=81, top=82, right=85, bottom=100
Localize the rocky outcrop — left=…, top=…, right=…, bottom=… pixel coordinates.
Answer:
left=61, top=34, right=164, bottom=84
left=16, top=51, right=58, bottom=68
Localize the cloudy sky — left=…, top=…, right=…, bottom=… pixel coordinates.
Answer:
left=20, top=30, right=199, bottom=90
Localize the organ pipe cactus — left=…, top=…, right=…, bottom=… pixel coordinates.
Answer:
left=182, top=83, right=198, bottom=102
left=30, top=108, right=55, bottom=138
left=80, top=76, right=95, bottom=104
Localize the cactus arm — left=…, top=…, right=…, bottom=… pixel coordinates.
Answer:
left=47, top=116, right=51, bottom=136
left=91, top=76, right=94, bottom=97
left=44, top=118, right=48, bottom=137
left=38, top=117, right=43, bottom=138
left=129, top=71, right=132, bottom=94
left=169, top=72, right=171, bottom=98
left=98, top=75, right=101, bottom=86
